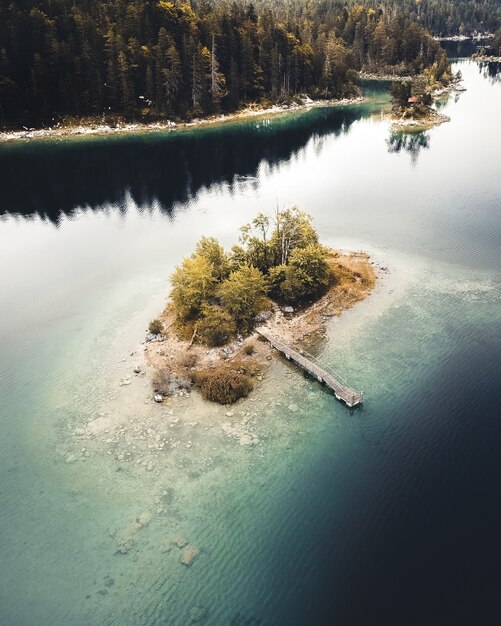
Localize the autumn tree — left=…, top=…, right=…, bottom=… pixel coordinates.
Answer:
left=269, top=207, right=318, bottom=266
left=197, top=306, right=236, bottom=346
left=170, top=254, right=217, bottom=322
left=195, top=236, right=231, bottom=281
left=218, top=265, right=269, bottom=332
left=268, top=244, right=330, bottom=304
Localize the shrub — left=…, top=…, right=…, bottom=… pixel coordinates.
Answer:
left=198, top=306, right=237, bottom=347
left=152, top=368, right=192, bottom=396
left=149, top=319, right=164, bottom=335
left=151, top=368, right=171, bottom=395
left=195, top=368, right=253, bottom=404
left=181, top=353, right=198, bottom=369
left=243, top=342, right=255, bottom=355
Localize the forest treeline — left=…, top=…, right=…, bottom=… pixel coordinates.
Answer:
left=0, top=0, right=459, bottom=127
left=240, top=1, right=501, bottom=38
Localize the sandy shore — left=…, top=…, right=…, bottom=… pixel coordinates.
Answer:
left=0, top=97, right=364, bottom=144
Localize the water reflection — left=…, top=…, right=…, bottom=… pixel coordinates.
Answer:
left=386, top=131, right=430, bottom=164
left=440, top=39, right=485, bottom=59
left=0, top=106, right=368, bottom=224
left=478, top=61, right=501, bottom=84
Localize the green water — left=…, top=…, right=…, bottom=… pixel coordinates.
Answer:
left=1, top=60, right=501, bottom=625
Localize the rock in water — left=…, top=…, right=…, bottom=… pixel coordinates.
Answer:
left=160, top=540, right=173, bottom=553
left=174, top=535, right=189, bottom=548
left=179, top=545, right=200, bottom=566
left=189, top=606, right=207, bottom=622
left=136, top=512, right=152, bottom=527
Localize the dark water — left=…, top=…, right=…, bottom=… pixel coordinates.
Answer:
left=268, top=329, right=501, bottom=625
left=0, top=60, right=500, bottom=625
left=440, top=38, right=485, bottom=59
left=0, top=102, right=381, bottom=222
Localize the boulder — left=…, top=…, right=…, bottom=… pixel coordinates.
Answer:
left=179, top=545, right=200, bottom=566
left=136, top=512, right=152, bottom=527
left=254, top=310, right=273, bottom=322
left=160, top=540, right=173, bottom=554
left=189, top=606, right=208, bottom=622
left=174, top=535, right=189, bottom=548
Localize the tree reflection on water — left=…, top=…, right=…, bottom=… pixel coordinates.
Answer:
left=386, top=131, right=430, bottom=165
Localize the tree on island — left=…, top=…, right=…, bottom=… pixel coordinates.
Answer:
left=169, top=208, right=332, bottom=344
left=170, top=254, right=218, bottom=321
left=217, top=265, right=269, bottom=333
left=269, top=243, right=331, bottom=304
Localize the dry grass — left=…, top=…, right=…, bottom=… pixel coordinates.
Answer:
left=181, top=353, right=198, bottom=369
left=193, top=358, right=261, bottom=404
left=243, top=342, right=255, bottom=356
left=194, top=368, right=253, bottom=404
left=152, top=367, right=192, bottom=396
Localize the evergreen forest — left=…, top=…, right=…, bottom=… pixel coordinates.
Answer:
left=0, top=0, right=497, bottom=128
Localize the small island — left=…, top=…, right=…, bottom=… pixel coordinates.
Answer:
left=473, top=28, right=501, bottom=63
left=145, top=208, right=376, bottom=405
left=388, top=70, right=463, bottom=131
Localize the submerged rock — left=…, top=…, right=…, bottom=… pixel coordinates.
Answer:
left=160, top=540, right=173, bottom=553
left=189, top=606, right=208, bottom=622
left=116, top=539, right=134, bottom=555
left=179, top=545, right=200, bottom=566
left=239, top=434, right=254, bottom=446
left=174, top=535, right=189, bottom=548
left=136, top=512, right=152, bottom=527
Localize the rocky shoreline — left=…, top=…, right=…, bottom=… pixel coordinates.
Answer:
left=473, top=55, right=501, bottom=63
left=0, top=96, right=364, bottom=144
left=54, top=250, right=384, bottom=579
left=390, top=109, right=451, bottom=132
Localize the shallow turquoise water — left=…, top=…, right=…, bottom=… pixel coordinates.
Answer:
left=1, top=60, right=500, bottom=625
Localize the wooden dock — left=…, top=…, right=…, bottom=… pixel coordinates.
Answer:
left=256, top=328, right=364, bottom=408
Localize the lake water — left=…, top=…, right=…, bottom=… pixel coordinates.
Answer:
left=1, top=59, right=500, bottom=625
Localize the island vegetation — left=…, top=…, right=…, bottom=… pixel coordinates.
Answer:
left=0, top=0, right=455, bottom=130
left=145, top=208, right=376, bottom=404
left=473, top=28, right=501, bottom=62
left=388, top=67, right=462, bottom=131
